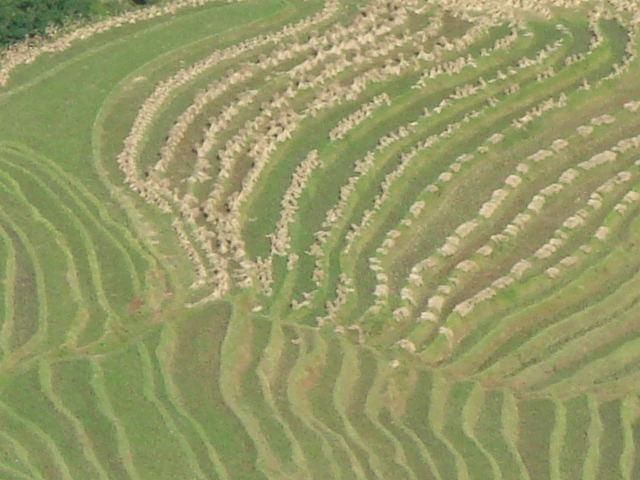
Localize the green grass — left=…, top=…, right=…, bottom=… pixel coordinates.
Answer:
left=517, top=398, right=555, bottom=480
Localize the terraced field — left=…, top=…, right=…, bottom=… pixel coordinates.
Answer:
left=1, top=0, right=640, bottom=478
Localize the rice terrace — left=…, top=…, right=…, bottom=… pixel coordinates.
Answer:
left=2, top=0, right=640, bottom=477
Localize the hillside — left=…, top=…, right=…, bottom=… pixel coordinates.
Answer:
left=0, top=0, right=639, bottom=478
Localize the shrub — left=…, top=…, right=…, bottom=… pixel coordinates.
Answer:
left=0, top=0, right=148, bottom=47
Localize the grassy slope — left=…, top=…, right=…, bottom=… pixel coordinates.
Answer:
left=0, top=1, right=639, bottom=479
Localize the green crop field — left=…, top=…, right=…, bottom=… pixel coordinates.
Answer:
left=0, top=0, right=639, bottom=478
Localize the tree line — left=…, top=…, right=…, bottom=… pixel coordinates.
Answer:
left=0, top=0, right=157, bottom=47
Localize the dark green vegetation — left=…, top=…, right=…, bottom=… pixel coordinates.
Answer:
left=0, top=0, right=154, bottom=47
left=1, top=0, right=640, bottom=478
